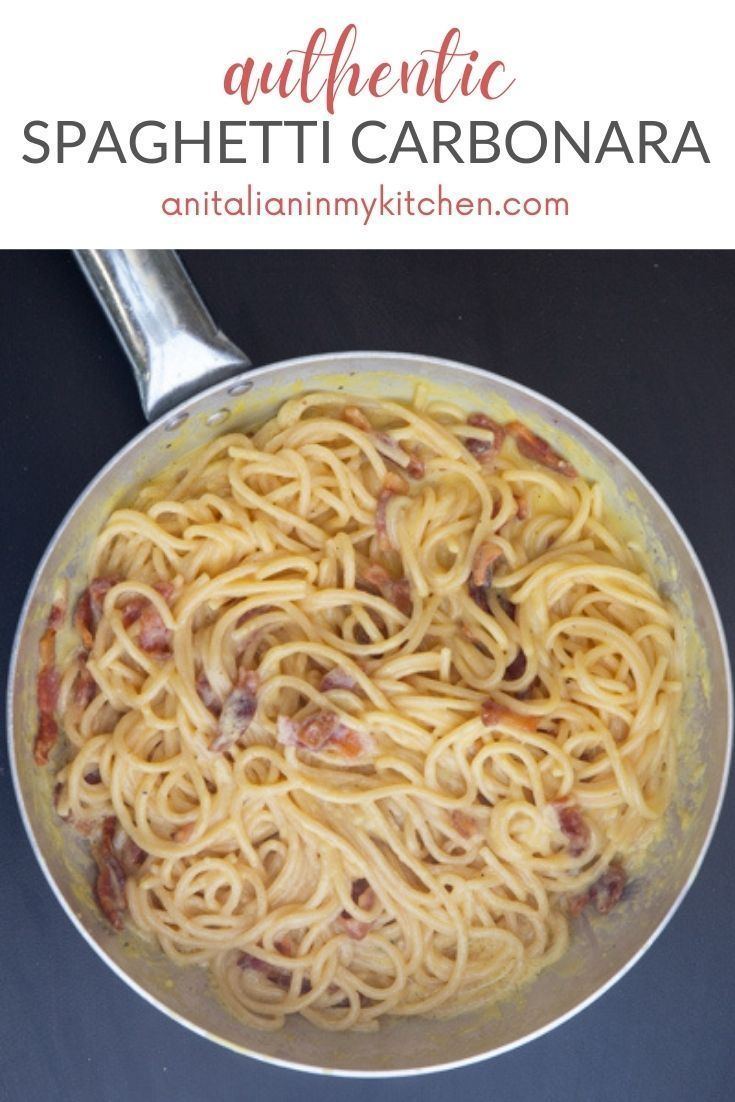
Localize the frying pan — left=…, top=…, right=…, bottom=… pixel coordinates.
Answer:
left=8, top=250, right=732, bottom=1077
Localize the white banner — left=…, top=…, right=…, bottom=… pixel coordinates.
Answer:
left=1, top=0, right=730, bottom=247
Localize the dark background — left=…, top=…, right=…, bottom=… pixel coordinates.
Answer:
left=1, top=250, right=733, bottom=1102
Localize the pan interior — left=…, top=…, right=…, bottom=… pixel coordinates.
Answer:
left=10, top=353, right=730, bottom=1075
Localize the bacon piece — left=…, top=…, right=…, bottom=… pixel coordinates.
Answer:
left=451, top=810, right=478, bottom=838
left=590, top=862, right=626, bottom=913
left=119, top=836, right=146, bottom=874
left=47, top=601, right=65, bottom=632
left=73, top=663, right=98, bottom=709
left=336, top=914, right=373, bottom=940
left=568, top=862, right=626, bottom=917
left=95, top=856, right=127, bottom=931
left=468, top=584, right=490, bottom=614
left=120, top=596, right=147, bottom=627
left=93, top=817, right=147, bottom=929
left=342, top=405, right=372, bottom=432
left=383, top=471, right=409, bottom=495
left=322, top=723, right=373, bottom=759
left=33, top=595, right=67, bottom=766
left=468, top=412, right=506, bottom=443
left=481, top=700, right=538, bottom=732
left=73, top=590, right=94, bottom=650
left=37, top=666, right=60, bottom=714
left=360, top=562, right=413, bottom=616
left=471, top=542, right=503, bottom=589
left=121, top=585, right=172, bottom=627
left=196, top=671, right=222, bottom=716
left=405, top=452, right=425, bottom=479
left=465, top=413, right=506, bottom=464
left=136, top=604, right=172, bottom=655
left=211, top=670, right=258, bottom=752
left=38, top=627, right=56, bottom=672
left=274, top=934, right=296, bottom=957
left=372, top=432, right=424, bottom=481
left=153, top=580, right=175, bottom=602
left=276, top=711, right=376, bottom=759
left=336, top=878, right=377, bottom=939
left=497, top=594, right=517, bottom=621
left=468, top=542, right=502, bottom=612
left=84, top=767, right=102, bottom=785
left=89, top=576, right=118, bottom=605
left=351, top=877, right=376, bottom=910
left=93, top=817, right=127, bottom=931
left=375, top=472, right=409, bottom=551
left=276, top=712, right=335, bottom=752
left=74, top=576, right=119, bottom=649
left=504, top=650, right=527, bottom=682
left=504, top=651, right=537, bottom=700
left=514, top=494, right=529, bottom=520
left=236, top=951, right=311, bottom=993
left=118, top=583, right=175, bottom=649
left=373, top=433, right=409, bottom=472
left=109, top=821, right=147, bottom=875
left=34, top=713, right=59, bottom=767
left=237, top=952, right=290, bottom=989
left=460, top=621, right=491, bottom=657
left=553, top=803, right=591, bottom=857
left=238, top=666, right=259, bottom=690
left=110, top=819, right=147, bottom=868
left=344, top=407, right=425, bottom=476
left=319, top=668, right=360, bottom=693
left=236, top=603, right=275, bottom=628
left=508, top=422, right=578, bottom=479
left=465, top=438, right=495, bottom=462
left=390, top=577, right=413, bottom=615
left=567, top=892, right=590, bottom=918
left=173, top=822, right=195, bottom=843
left=54, top=796, right=94, bottom=835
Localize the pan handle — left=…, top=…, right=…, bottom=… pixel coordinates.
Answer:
left=74, top=250, right=251, bottom=422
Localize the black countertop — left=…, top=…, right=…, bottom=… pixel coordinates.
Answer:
left=1, top=250, right=733, bottom=1102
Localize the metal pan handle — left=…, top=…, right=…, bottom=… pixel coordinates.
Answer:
left=74, top=250, right=251, bottom=421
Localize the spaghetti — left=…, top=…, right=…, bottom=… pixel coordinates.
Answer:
left=45, top=390, right=681, bottom=1031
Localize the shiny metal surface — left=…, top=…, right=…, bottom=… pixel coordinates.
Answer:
left=8, top=254, right=732, bottom=1076
left=74, top=250, right=250, bottom=420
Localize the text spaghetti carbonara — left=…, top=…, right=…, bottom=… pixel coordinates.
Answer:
left=35, top=391, right=681, bottom=1031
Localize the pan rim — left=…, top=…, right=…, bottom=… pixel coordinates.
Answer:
left=8, top=348, right=733, bottom=1076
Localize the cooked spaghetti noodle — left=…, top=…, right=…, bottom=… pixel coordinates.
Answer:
left=48, top=390, right=681, bottom=1031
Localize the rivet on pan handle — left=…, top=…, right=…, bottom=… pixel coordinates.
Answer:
left=74, top=249, right=252, bottom=422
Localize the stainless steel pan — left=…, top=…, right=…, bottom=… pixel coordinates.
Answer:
left=8, top=250, right=732, bottom=1076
